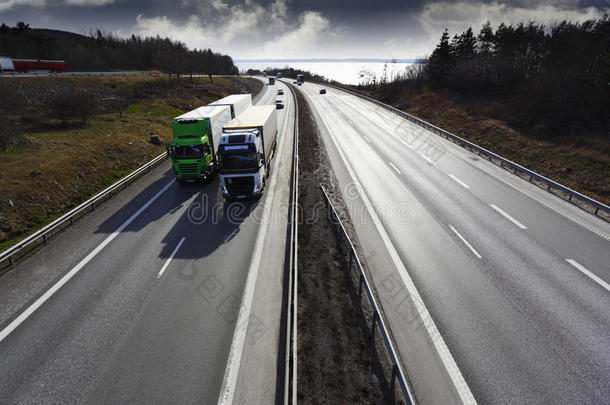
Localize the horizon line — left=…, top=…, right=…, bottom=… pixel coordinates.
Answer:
left=234, top=58, right=427, bottom=63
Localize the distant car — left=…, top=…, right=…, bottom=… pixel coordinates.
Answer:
left=319, top=89, right=326, bottom=94
left=297, top=82, right=302, bottom=86
left=275, top=99, right=284, bottom=109
left=277, top=89, right=284, bottom=95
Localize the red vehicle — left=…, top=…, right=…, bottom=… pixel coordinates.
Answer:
left=2, top=58, right=66, bottom=72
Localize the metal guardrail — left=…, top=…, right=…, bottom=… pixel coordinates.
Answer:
left=283, top=80, right=299, bottom=404
left=0, top=153, right=168, bottom=271
left=320, top=185, right=416, bottom=405
left=322, top=83, right=610, bottom=220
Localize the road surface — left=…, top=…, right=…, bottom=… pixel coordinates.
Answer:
left=298, top=81, right=610, bottom=404
left=0, top=80, right=295, bottom=404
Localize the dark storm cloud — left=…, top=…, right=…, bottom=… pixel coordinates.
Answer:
left=1, top=0, right=607, bottom=58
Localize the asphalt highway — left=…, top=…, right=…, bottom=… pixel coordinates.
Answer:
left=0, top=79, right=295, bottom=404
left=298, top=82, right=610, bottom=405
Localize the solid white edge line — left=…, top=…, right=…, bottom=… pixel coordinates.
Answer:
left=449, top=174, right=470, bottom=189
left=449, top=225, right=482, bottom=259
left=388, top=161, right=401, bottom=175
left=309, top=93, right=477, bottom=404
left=566, top=259, right=610, bottom=291
left=157, top=237, right=185, bottom=279
left=0, top=179, right=175, bottom=343
left=489, top=204, right=527, bottom=230
left=217, top=82, right=291, bottom=405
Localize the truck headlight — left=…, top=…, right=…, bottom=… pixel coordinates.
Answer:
left=253, top=179, right=262, bottom=193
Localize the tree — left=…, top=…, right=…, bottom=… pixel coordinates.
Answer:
left=426, top=29, right=453, bottom=87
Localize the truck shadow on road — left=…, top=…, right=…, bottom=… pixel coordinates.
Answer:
left=92, top=167, right=261, bottom=261
left=158, top=181, right=261, bottom=261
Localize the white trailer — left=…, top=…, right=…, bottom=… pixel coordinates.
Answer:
left=209, top=94, right=252, bottom=119
left=218, top=105, right=278, bottom=198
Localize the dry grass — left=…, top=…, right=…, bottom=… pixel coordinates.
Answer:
left=0, top=75, right=262, bottom=250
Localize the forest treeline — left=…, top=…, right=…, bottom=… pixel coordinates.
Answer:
left=367, top=16, right=610, bottom=138
left=0, top=22, right=238, bottom=77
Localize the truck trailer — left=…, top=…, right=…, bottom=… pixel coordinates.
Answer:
left=268, top=77, right=275, bottom=85
left=169, top=105, right=232, bottom=182
left=218, top=105, right=278, bottom=198
left=296, top=74, right=304, bottom=84
left=209, top=94, right=252, bottom=119
left=0, top=57, right=66, bottom=72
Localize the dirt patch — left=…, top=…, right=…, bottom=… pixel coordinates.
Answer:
left=295, top=86, right=405, bottom=404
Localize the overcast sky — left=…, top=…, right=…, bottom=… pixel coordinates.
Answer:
left=0, top=0, right=607, bottom=59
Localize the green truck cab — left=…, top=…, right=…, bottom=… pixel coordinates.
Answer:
left=168, top=94, right=252, bottom=182
left=168, top=105, right=232, bottom=182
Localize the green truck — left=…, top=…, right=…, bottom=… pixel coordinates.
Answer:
left=168, top=94, right=252, bottom=182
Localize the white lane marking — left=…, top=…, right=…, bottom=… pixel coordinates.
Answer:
left=362, top=135, right=370, bottom=143
left=348, top=120, right=353, bottom=125
left=422, top=155, right=434, bottom=164
left=388, top=161, right=401, bottom=175
left=0, top=180, right=175, bottom=343
left=448, top=174, right=470, bottom=189
left=308, top=96, right=476, bottom=404
left=157, top=237, right=185, bottom=279
left=397, top=137, right=415, bottom=150
left=449, top=225, right=482, bottom=259
left=490, top=204, right=527, bottom=230
left=566, top=259, right=610, bottom=291
left=217, top=84, right=292, bottom=405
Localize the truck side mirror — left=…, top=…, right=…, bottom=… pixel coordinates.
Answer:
left=166, top=145, right=172, bottom=158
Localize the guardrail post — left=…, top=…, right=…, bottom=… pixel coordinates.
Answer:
left=391, top=364, right=398, bottom=391
left=348, top=250, right=353, bottom=271
left=370, top=310, right=378, bottom=340
left=8, top=256, right=14, bottom=266
left=70, top=216, right=74, bottom=225
left=43, top=234, right=48, bottom=244
left=358, top=273, right=364, bottom=297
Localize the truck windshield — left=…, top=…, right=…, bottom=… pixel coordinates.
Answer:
left=174, top=145, right=203, bottom=159
left=218, top=145, right=258, bottom=170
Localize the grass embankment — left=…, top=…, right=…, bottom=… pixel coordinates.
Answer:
left=353, top=87, right=610, bottom=207
left=0, top=75, right=263, bottom=251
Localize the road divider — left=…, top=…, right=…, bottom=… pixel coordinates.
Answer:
left=320, top=185, right=416, bottom=404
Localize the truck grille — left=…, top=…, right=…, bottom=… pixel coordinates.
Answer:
left=226, top=176, right=254, bottom=196
left=179, top=163, right=199, bottom=177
